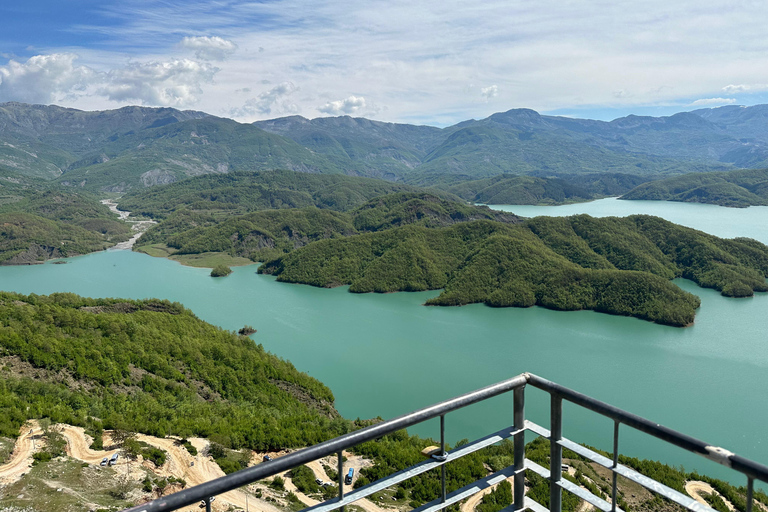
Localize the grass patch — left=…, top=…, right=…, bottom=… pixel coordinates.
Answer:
left=170, top=252, right=255, bottom=268
left=134, top=243, right=176, bottom=258
left=0, top=457, right=138, bottom=512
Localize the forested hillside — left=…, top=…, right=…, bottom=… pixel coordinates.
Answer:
left=118, top=169, right=440, bottom=218
left=621, top=168, right=768, bottom=207
left=135, top=192, right=520, bottom=263
left=260, top=215, right=768, bottom=326
left=0, top=292, right=343, bottom=449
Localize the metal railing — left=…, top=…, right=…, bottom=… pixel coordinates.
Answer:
left=122, top=372, right=768, bottom=512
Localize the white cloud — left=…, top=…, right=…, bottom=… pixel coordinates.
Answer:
left=318, top=95, right=366, bottom=115
left=722, top=84, right=768, bottom=94
left=0, top=54, right=97, bottom=104
left=181, top=36, right=238, bottom=61
left=481, top=85, right=498, bottom=99
left=231, top=82, right=298, bottom=117
left=98, top=59, right=218, bottom=107
left=690, top=97, right=737, bottom=106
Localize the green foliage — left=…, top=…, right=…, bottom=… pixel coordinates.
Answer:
left=446, top=174, right=595, bottom=205
left=178, top=438, right=197, bottom=456
left=210, top=265, right=232, bottom=277
left=621, top=168, right=768, bottom=207
left=134, top=193, right=517, bottom=264
left=290, top=464, right=320, bottom=493
left=477, top=480, right=513, bottom=512
left=260, top=213, right=768, bottom=325
left=124, top=438, right=167, bottom=467
left=0, top=212, right=115, bottom=265
left=0, top=291, right=344, bottom=450
left=270, top=476, right=286, bottom=490
left=119, top=169, right=428, bottom=219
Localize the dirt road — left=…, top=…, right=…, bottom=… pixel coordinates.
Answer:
left=685, top=481, right=736, bottom=512
left=0, top=422, right=41, bottom=485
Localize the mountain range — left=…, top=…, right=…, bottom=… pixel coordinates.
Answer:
left=4, top=102, right=768, bottom=193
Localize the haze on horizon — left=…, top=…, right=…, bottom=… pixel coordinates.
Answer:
left=2, top=0, right=768, bottom=126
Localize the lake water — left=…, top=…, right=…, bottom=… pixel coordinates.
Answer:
left=1, top=197, right=766, bottom=485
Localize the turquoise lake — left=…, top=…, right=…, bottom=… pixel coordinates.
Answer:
left=0, top=197, right=766, bottom=485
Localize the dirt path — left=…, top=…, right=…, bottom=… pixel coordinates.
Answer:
left=0, top=422, right=41, bottom=484
left=60, top=425, right=114, bottom=465
left=459, top=476, right=515, bottom=512
left=685, top=481, right=736, bottom=512
left=135, top=435, right=280, bottom=512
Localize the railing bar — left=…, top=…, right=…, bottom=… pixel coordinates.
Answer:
left=525, top=419, right=550, bottom=439
left=554, top=437, right=717, bottom=512
left=441, top=414, right=447, bottom=506
left=526, top=374, right=768, bottom=481
left=300, top=426, right=517, bottom=512
left=550, top=395, right=563, bottom=512
left=338, top=450, right=345, bottom=512
left=558, top=477, right=619, bottom=512
left=523, top=497, right=551, bottom=512
left=612, top=421, right=619, bottom=512
left=123, top=374, right=530, bottom=512
left=410, top=464, right=519, bottom=512
left=514, top=385, right=526, bottom=511
left=747, top=478, right=754, bottom=512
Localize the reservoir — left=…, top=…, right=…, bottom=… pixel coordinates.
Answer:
left=0, top=198, right=766, bottom=484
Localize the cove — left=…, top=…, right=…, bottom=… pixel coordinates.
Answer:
left=0, top=198, right=767, bottom=485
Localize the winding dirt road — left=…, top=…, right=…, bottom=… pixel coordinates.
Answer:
left=0, top=422, right=41, bottom=485
left=686, top=481, right=736, bottom=512
left=1, top=425, right=391, bottom=512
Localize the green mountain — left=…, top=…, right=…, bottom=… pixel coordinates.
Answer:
left=56, top=116, right=341, bottom=192
left=117, top=169, right=453, bottom=219
left=260, top=214, right=768, bottom=326
left=253, top=115, right=444, bottom=180
left=6, top=102, right=768, bottom=197
left=620, top=167, right=768, bottom=207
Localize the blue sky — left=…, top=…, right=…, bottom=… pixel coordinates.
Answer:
left=2, top=0, right=768, bottom=126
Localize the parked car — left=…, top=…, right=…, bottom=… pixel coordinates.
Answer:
left=100, top=457, right=108, bottom=467
left=345, top=468, right=354, bottom=485
left=316, top=478, right=323, bottom=485
left=108, top=453, right=119, bottom=466
left=263, top=455, right=272, bottom=462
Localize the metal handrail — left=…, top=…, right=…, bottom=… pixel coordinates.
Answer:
left=122, top=372, right=768, bottom=512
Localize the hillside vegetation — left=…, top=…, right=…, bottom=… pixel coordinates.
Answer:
left=118, top=169, right=444, bottom=219
left=621, top=167, right=768, bottom=207
left=260, top=214, right=768, bottom=326
left=0, top=189, right=131, bottom=264
left=136, top=192, right=520, bottom=263
left=0, top=292, right=343, bottom=449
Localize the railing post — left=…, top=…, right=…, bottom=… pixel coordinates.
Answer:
left=747, top=477, right=754, bottom=512
left=611, top=421, right=619, bottom=512
left=550, top=395, right=563, bottom=512
left=513, top=384, right=526, bottom=510
left=441, top=414, right=447, bottom=507
left=338, top=450, right=345, bottom=512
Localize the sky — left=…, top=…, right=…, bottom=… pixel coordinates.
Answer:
left=2, top=0, right=768, bottom=126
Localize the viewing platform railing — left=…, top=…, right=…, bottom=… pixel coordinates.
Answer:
left=121, top=372, right=768, bottom=512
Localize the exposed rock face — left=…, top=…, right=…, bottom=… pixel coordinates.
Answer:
left=1, top=243, right=64, bottom=265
